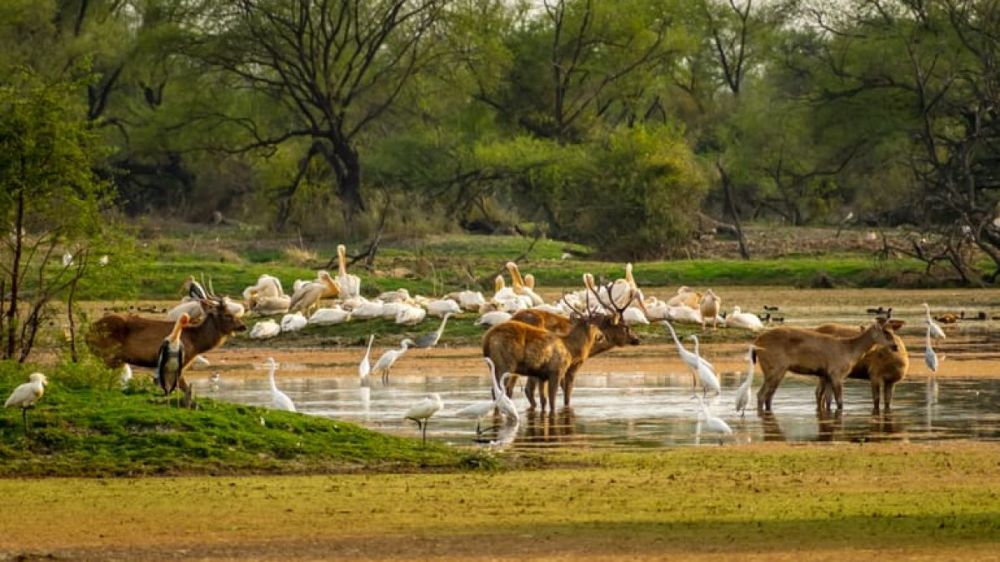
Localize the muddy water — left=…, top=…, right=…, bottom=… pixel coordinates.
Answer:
left=202, top=369, right=1000, bottom=449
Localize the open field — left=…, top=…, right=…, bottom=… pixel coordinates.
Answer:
left=2, top=444, right=999, bottom=561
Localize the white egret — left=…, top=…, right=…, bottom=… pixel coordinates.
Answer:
left=265, top=357, right=295, bottom=412
left=688, top=335, right=721, bottom=397
left=735, top=345, right=755, bottom=417
left=119, top=364, right=133, bottom=389
left=925, top=325, right=940, bottom=404
left=404, top=393, right=443, bottom=444
left=694, top=395, right=732, bottom=444
left=209, top=373, right=221, bottom=393
left=4, top=372, right=48, bottom=434
left=923, top=303, right=946, bottom=339
left=372, top=339, right=414, bottom=384
left=661, top=321, right=714, bottom=387
left=358, top=334, right=375, bottom=386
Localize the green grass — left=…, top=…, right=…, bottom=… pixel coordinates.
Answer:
left=0, top=360, right=487, bottom=477
left=75, top=230, right=928, bottom=301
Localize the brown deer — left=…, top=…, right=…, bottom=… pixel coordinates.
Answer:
left=813, top=321, right=908, bottom=412
left=752, top=318, right=898, bottom=411
left=87, top=297, right=246, bottom=397
left=511, top=308, right=639, bottom=407
left=483, top=278, right=636, bottom=413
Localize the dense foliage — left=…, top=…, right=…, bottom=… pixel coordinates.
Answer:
left=0, top=0, right=998, bottom=277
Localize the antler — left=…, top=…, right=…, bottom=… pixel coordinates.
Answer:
left=584, top=273, right=634, bottom=319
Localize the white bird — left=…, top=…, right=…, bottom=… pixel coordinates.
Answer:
left=404, top=393, right=443, bottom=444
left=280, top=312, right=308, bottom=332
left=688, top=335, right=721, bottom=397
left=923, top=303, right=946, bottom=339
left=119, top=364, right=133, bottom=389
left=735, top=345, right=755, bottom=417
left=665, top=304, right=703, bottom=325
left=166, top=300, right=205, bottom=322
left=394, top=304, right=426, bottom=326
left=378, top=288, right=411, bottom=303
left=308, top=307, right=351, bottom=325
left=925, top=325, right=940, bottom=404
left=699, top=289, right=721, bottom=330
left=98, top=255, right=109, bottom=266
left=661, top=321, right=715, bottom=380
left=243, top=274, right=285, bottom=304
left=456, top=360, right=519, bottom=434
left=694, top=395, right=732, bottom=444
left=413, top=313, right=452, bottom=349
left=477, top=310, right=512, bottom=326
left=4, top=372, right=48, bottom=434
left=350, top=299, right=385, bottom=319
left=62, top=252, right=73, bottom=267
left=249, top=319, right=281, bottom=339
left=209, top=372, right=220, bottom=393
left=194, top=355, right=211, bottom=366
left=358, top=334, right=375, bottom=386
left=250, top=294, right=291, bottom=315
left=622, top=306, right=649, bottom=325
left=289, top=272, right=338, bottom=314
left=427, top=298, right=461, bottom=318
left=372, top=338, right=414, bottom=384
left=452, top=290, right=486, bottom=311
left=725, top=306, right=764, bottom=332
left=265, top=357, right=295, bottom=412
left=336, top=244, right=361, bottom=299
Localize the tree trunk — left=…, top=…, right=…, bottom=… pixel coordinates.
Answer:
left=6, top=188, right=24, bottom=359
left=717, top=161, right=750, bottom=260
left=323, top=140, right=366, bottom=227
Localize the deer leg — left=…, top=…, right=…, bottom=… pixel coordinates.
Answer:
left=547, top=372, right=560, bottom=415
left=524, top=377, right=537, bottom=409
left=829, top=377, right=845, bottom=410
left=883, top=381, right=896, bottom=412
left=870, top=379, right=882, bottom=413
left=757, top=367, right=786, bottom=412
left=563, top=364, right=581, bottom=407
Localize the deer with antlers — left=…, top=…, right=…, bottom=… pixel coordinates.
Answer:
left=483, top=274, right=639, bottom=412
left=87, top=289, right=246, bottom=405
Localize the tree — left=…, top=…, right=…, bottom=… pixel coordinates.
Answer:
left=189, top=0, right=448, bottom=227
left=0, top=69, right=126, bottom=361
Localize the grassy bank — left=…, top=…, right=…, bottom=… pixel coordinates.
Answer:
left=2, top=444, right=998, bottom=559
left=0, top=361, right=483, bottom=476
left=78, top=232, right=929, bottom=301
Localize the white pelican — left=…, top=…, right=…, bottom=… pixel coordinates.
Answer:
left=4, top=372, right=48, bottom=434
left=725, top=306, right=764, bottom=331
left=350, top=299, right=385, bottom=320
left=336, top=244, right=361, bottom=299
left=699, top=289, right=721, bottom=330
left=250, top=294, right=291, bottom=315
left=427, top=299, right=461, bottom=318
left=280, top=312, right=308, bottom=332
left=394, top=304, right=426, bottom=326
left=477, top=311, right=512, bottom=326
left=308, top=307, right=351, bottom=325
left=249, top=319, right=281, bottom=339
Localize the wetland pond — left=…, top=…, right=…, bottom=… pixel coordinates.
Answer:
left=196, top=292, right=1000, bottom=449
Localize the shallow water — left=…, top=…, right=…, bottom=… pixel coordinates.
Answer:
left=203, top=370, right=1000, bottom=449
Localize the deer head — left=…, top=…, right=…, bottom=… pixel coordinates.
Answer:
left=583, top=274, right=640, bottom=346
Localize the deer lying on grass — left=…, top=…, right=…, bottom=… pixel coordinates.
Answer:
left=87, top=297, right=246, bottom=404
left=752, top=318, right=898, bottom=411
left=813, top=321, right=908, bottom=412
left=512, top=305, right=640, bottom=408
left=482, top=277, right=637, bottom=413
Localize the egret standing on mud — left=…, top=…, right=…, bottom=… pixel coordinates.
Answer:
left=405, top=393, right=443, bottom=444
left=4, top=372, right=48, bottom=434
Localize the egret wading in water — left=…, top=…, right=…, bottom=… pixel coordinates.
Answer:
left=456, top=358, right=519, bottom=435
left=923, top=303, right=946, bottom=340
left=156, top=313, right=190, bottom=399
left=694, top=394, right=732, bottom=445
left=265, top=357, right=296, bottom=412
left=924, top=325, right=940, bottom=404
left=358, top=334, right=375, bottom=386
left=688, top=335, right=721, bottom=397
left=662, top=321, right=714, bottom=389
left=372, top=339, right=414, bottom=384
left=405, top=393, right=443, bottom=445
left=735, top=345, right=755, bottom=417
left=4, top=372, right=48, bottom=435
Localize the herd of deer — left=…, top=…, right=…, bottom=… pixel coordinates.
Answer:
left=79, top=254, right=934, bottom=426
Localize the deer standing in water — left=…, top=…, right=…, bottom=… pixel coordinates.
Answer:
left=752, top=318, right=898, bottom=411
left=483, top=276, right=637, bottom=412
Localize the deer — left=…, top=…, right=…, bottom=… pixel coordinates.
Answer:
left=813, top=320, right=908, bottom=412
left=752, top=318, right=898, bottom=412
left=482, top=276, right=637, bottom=413
left=87, top=296, right=247, bottom=404
left=511, top=297, right=640, bottom=407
